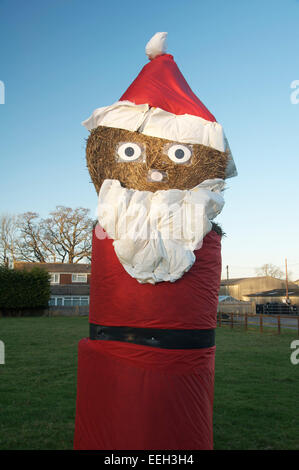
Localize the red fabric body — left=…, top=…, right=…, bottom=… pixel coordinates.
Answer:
left=120, top=54, right=216, bottom=122
left=74, top=228, right=222, bottom=450
left=74, top=339, right=215, bottom=450
left=89, top=229, right=221, bottom=330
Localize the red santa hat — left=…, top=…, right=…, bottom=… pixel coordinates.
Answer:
left=83, top=32, right=237, bottom=178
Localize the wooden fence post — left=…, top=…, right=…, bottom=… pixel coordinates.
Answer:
left=245, top=313, right=248, bottom=331
left=260, top=314, right=263, bottom=333
left=231, top=312, right=234, bottom=329
left=218, top=312, right=221, bottom=327
left=277, top=315, right=281, bottom=335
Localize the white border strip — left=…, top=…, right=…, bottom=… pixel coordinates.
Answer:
left=82, top=101, right=237, bottom=178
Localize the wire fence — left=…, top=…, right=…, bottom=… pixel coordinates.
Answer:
left=217, top=312, right=299, bottom=335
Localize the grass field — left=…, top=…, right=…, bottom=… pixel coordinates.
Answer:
left=0, top=317, right=298, bottom=450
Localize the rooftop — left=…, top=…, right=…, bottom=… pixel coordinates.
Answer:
left=221, top=276, right=297, bottom=287
left=220, top=276, right=275, bottom=286
left=218, top=295, right=244, bottom=303
left=221, top=277, right=247, bottom=285
left=14, top=262, right=91, bottom=274
left=246, top=288, right=299, bottom=298
left=50, top=284, right=90, bottom=296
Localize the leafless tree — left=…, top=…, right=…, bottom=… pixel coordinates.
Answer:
left=42, top=206, right=93, bottom=263
left=1, top=207, right=93, bottom=265
left=255, top=263, right=284, bottom=279
left=0, top=214, right=18, bottom=266
left=16, top=212, right=49, bottom=262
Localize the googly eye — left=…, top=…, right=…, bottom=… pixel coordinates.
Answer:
left=117, top=143, right=142, bottom=162
left=167, top=144, right=192, bottom=164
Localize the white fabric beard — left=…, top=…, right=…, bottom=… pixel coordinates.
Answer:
left=97, top=178, right=225, bottom=284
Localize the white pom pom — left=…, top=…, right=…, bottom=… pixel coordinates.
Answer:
left=145, top=32, right=168, bottom=60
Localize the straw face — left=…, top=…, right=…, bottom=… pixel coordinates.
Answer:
left=86, top=126, right=228, bottom=194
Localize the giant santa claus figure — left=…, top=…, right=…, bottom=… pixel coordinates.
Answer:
left=74, top=32, right=237, bottom=450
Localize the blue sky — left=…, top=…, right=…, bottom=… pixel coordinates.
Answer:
left=0, top=0, right=299, bottom=279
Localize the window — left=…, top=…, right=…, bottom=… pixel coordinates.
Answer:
left=50, top=273, right=60, bottom=284
left=80, top=297, right=89, bottom=306
left=64, top=297, right=72, bottom=306
left=48, top=296, right=89, bottom=307
left=72, top=273, right=87, bottom=283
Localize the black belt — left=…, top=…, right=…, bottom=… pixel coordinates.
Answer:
left=90, top=323, right=215, bottom=349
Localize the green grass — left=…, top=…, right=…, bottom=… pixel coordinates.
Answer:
left=0, top=316, right=88, bottom=450
left=0, top=317, right=298, bottom=450
left=214, top=326, right=299, bottom=449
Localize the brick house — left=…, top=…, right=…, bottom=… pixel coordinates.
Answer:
left=14, top=262, right=91, bottom=307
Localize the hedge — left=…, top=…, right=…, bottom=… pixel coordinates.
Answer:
left=0, top=266, right=50, bottom=314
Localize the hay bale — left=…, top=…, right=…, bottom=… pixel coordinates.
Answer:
left=86, top=126, right=228, bottom=193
